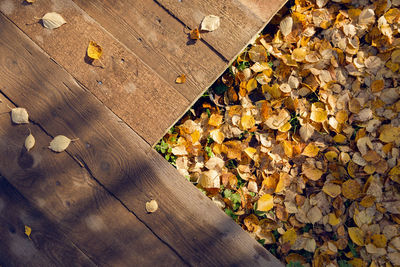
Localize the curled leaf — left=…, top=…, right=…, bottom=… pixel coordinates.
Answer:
left=11, top=108, right=29, bottom=124
left=175, top=74, right=186, bottom=84
left=42, top=12, right=66, bottom=30
left=25, top=225, right=32, bottom=239
left=145, top=199, right=158, bottom=213
left=87, top=41, right=103, bottom=60
left=190, top=28, right=201, bottom=40
left=25, top=131, right=35, bottom=152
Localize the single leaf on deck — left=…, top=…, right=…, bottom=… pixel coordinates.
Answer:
left=87, top=41, right=103, bottom=60
left=42, top=12, right=66, bottom=29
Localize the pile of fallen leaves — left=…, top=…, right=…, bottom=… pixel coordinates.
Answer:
left=156, top=0, right=400, bottom=266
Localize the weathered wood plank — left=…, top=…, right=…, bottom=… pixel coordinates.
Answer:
left=71, top=0, right=228, bottom=101
left=155, top=0, right=264, bottom=60
left=0, top=11, right=283, bottom=267
left=0, top=0, right=189, bottom=145
left=0, top=73, right=184, bottom=265
left=0, top=176, right=96, bottom=267
left=238, top=0, right=287, bottom=22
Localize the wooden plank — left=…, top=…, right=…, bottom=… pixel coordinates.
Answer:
left=155, top=0, right=264, bottom=60
left=0, top=12, right=283, bottom=267
left=238, top=0, right=288, bottom=22
left=70, top=0, right=228, bottom=100
left=0, top=81, right=184, bottom=265
left=0, top=176, right=96, bottom=267
left=0, top=0, right=190, bottom=145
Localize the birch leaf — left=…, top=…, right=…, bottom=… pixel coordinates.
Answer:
left=11, top=108, right=29, bottom=124
left=42, top=12, right=66, bottom=30
left=200, top=15, right=220, bottom=31
left=25, top=132, right=35, bottom=152
left=49, top=135, right=72, bottom=152
left=24, top=225, right=32, bottom=239
left=348, top=227, right=365, bottom=246
left=257, top=194, right=274, bottom=212
left=145, top=199, right=158, bottom=213
left=280, top=16, right=293, bottom=37
left=190, top=28, right=201, bottom=40
left=175, top=74, right=186, bottom=84
left=87, top=41, right=103, bottom=60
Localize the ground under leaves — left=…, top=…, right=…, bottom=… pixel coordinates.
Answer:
left=156, top=0, right=400, bottom=266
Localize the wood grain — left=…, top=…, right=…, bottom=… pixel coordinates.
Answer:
left=0, top=11, right=283, bottom=266
left=238, top=0, right=287, bottom=22
left=0, top=0, right=190, bottom=145
left=0, top=71, right=184, bottom=265
left=155, top=0, right=264, bottom=60
left=0, top=177, right=96, bottom=267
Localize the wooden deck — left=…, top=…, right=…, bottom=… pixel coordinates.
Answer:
left=0, top=0, right=286, bottom=266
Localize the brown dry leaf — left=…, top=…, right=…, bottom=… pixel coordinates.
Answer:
left=87, top=41, right=102, bottom=60
left=342, top=180, right=361, bottom=200
left=348, top=227, right=365, bottom=246
left=307, top=206, right=322, bottom=224
left=303, top=166, right=323, bottom=181
left=360, top=195, right=376, bottom=208
left=175, top=74, right=186, bottom=84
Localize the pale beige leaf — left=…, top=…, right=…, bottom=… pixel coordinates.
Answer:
left=42, top=12, right=66, bottom=29
left=200, top=15, right=220, bottom=31
left=11, top=108, right=29, bottom=124
left=25, top=133, right=35, bottom=152
left=49, top=135, right=71, bottom=152
left=145, top=199, right=158, bottom=213
left=280, top=16, right=293, bottom=37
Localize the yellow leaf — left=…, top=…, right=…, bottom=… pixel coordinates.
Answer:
left=240, top=115, right=255, bottom=130
left=325, top=151, right=338, bottom=162
left=302, top=143, right=319, bottom=157
left=244, top=147, right=257, bottom=160
left=348, top=227, right=365, bottom=246
left=282, top=228, right=297, bottom=245
left=384, top=8, right=400, bottom=24
left=189, top=28, right=200, bottom=40
left=145, top=199, right=158, bottom=213
left=342, top=179, right=361, bottom=200
left=191, top=130, right=200, bottom=144
left=208, top=114, right=223, bottom=127
left=348, top=258, right=365, bottom=267
left=335, top=110, right=348, bottom=123
left=275, top=172, right=290, bottom=193
left=262, top=84, right=281, bottom=98
left=386, top=60, right=399, bottom=72
left=278, top=121, right=292, bottom=132
left=175, top=74, right=186, bottom=84
left=87, top=41, right=103, bottom=60
left=360, top=195, right=376, bottom=208
left=371, top=234, right=387, bottom=248
left=389, top=165, right=400, bottom=184
left=25, top=225, right=32, bottom=239
left=292, top=47, right=307, bottom=62
left=333, top=134, right=347, bottom=144
left=322, top=183, right=341, bottom=198
left=257, top=194, right=274, bottom=212
left=379, top=125, right=400, bottom=143
left=209, top=129, right=224, bottom=144
left=282, top=140, right=293, bottom=158
left=328, top=213, right=341, bottom=226
left=310, top=103, right=327, bottom=123
left=246, top=78, right=258, bottom=93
